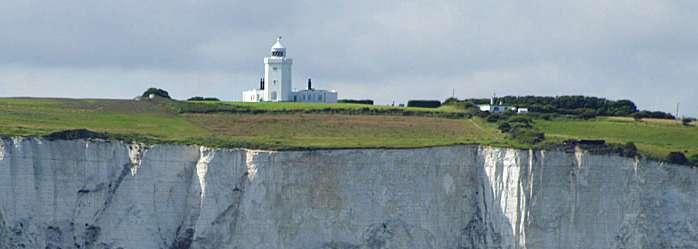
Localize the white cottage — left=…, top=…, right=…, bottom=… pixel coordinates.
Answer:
left=242, top=37, right=338, bottom=103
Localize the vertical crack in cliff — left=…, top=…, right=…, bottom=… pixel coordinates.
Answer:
left=128, top=143, right=146, bottom=176
left=196, top=147, right=216, bottom=208
left=0, top=208, right=8, bottom=249
left=92, top=162, right=132, bottom=220
left=0, top=141, right=5, bottom=161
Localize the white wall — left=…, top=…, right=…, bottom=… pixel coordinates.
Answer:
left=292, top=90, right=337, bottom=103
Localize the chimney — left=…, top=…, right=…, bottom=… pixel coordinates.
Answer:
left=260, top=78, right=265, bottom=90
left=307, top=78, right=312, bottom=90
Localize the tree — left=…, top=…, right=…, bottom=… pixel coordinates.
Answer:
left=666, top=152, right=689, bottom=165
left=486, top=113, right=503, bottom=123
left=142, top=88, right=171, bottom=99
left=682, top=118, right=694, bottom=126
left=621, top=142, right=638, bottom=158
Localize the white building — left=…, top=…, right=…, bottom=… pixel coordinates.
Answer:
left=479, top=95, right=515, bottom=113
left=243, top=37, right=338, bottom=103
left=478, top=94, right=527, bottom=114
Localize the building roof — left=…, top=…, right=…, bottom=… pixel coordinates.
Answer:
left=271, top=36, right=286, bottom=52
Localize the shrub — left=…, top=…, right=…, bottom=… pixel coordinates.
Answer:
left=187, top=96, right=220, bottom=101
left=45, top=129, right=109, bottom=140
left=486, top=113, right=503, bottom=123
left=632, top=110, right=675, bottom=120
left=666, top=152, right=689, bottom=165
left=682, top=118, right=695, bottom=126
left=407, top=100, right=441, bottom=108
left=142, top=88, right=171, bottom=99
left=511, top=128, right=545, bottom=144
left=476, top=111, right=490, bottom=118
left=443, top=97, right=459, bottom=105
left=498, top=122, right=512, bottom=133
left=338, top=99, right=374, bottom=105
left=621, top=142, right=638, bottom=158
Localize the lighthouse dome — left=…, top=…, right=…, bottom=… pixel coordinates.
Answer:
left=270, top=36, right=286, bottom=57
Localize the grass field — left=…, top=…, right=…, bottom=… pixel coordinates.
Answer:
left=0, top=97, right=500, bottom=149
left=183, top=114, right=505, bottom=149
left=536, top=117, right=698, bottom=158
left=174, top=100, right=471, bottom=119
left=0, top=97, right=696, bottom=159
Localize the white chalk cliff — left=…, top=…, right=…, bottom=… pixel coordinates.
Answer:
left=0, top=138, right=697, bottom=249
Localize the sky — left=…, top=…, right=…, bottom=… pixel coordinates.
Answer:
left=0, top=0, right=696, bottom=116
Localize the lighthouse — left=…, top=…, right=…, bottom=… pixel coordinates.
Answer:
left=263, top=36, right=293, bottom=101
left=242, top=37, right=338, bottom=103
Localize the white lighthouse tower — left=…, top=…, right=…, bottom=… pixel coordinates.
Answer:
left=263, top=36, right=293, bottom=101
left=242, top=36, right=337, bottom=103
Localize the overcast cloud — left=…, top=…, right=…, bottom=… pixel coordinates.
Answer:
left=0, top=0, right=696, bottom=116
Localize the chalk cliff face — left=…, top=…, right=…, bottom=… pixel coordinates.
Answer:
left=0, top=138, right=697, bottom=249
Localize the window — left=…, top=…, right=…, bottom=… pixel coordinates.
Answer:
left=271, top=91, right=277, bottom=100
left=273, top=80, right=277, bottom=85
left=273, top=67, right=278, bottom=71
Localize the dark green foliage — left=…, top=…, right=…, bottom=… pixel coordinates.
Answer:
left=511, top=129, right=545, bottom=144
left=496, top=116, right=544, bottom=144
left=578, top=109, right=598, bottom=120
left=443, top=97, right=460, bottom=105
left=666, top=152, right=689, bottom=165
left=503, top=117, right=533, bottom=131
left=407, top=100, right=442, bottom=108
left=338, top=99, right=374, bottom=105
left=44, top=129, right=109, bottom=140
left=508, top=116, right=533, bottom=125
left=621, top=142, right=638, bottom=158
left=498, top=122, right=512, bottom=133
left=632, top=110, right=675, bottom=120
left=142, top=88, right=171, bottom=99
left=486, top=113, right=504, bottom=123
left=463, top=95, right=638, bottom=116
left=682, top=118, right=695, bottom=126
left=187, top=96, right=220, bottom=101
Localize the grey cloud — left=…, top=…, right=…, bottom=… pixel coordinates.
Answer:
left=0, top=0, right=696, bottom=116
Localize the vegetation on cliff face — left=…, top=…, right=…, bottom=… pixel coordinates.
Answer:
left=0, top=97, right=696, bottom=164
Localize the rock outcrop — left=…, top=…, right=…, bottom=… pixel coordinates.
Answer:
left=0, top=138, right=696, bottom=249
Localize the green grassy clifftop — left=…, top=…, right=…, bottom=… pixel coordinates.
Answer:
left=0, top=97, right=696, bottom=163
